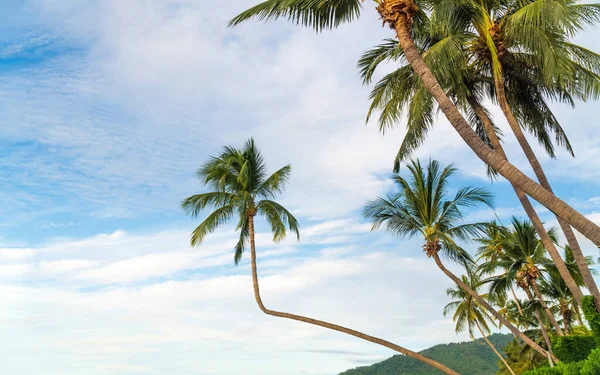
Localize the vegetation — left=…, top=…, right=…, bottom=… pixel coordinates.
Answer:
left=339, top=334, right=514, bottom=375
left=553, top=334, right=596, bottom=363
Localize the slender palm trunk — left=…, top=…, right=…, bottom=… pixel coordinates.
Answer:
left=471, top=102, right=585, bottom=306
left=247, top=216, right=462, bottom=375
left=431, top=253, right=556, bottom=362
left=375, top=1, right=600, bottom=247
left=523, top=287, right=555, bottom=367
left=493, top=73, right=600, bottom=309
left=529, top=277, right=564, bottom=335
left=509, top=284, right=525, bottom=317
left=560, top=302, right=571, bottom=335
left=475, top=320, right=516, bottom=375
left=574, top=305, right=585, bottom=327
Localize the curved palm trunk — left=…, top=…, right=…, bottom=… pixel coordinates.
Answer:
left=493, top=73, right=600, bottom=309
left=523, top=287, right=555, bottom=367
left=376, top=2, right=600, bottom=247
left=529, top=277, right=564, bottom=336
left=475, top=320, right=516, bottom=375
left=470, top=102, right=584, bottom=306
left=431, top=253, right=556, bottom=362
left=247, top=217, right=462, bottom=375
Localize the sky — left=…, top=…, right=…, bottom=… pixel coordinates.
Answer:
left=1, top=1, right=600, bottom=374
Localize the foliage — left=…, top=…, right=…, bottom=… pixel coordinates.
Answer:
left=583, top=296, right=600, bottom=344
left=500, top=338, right=547, bottom=374
left=339, top=334, right=514, bottom=375
left=581, top=347, right=600, bottom=375
left=363, top=158, right=493, bottom=267
left=523, top=362, right=584, bottom=375
left=181, top=138, right=299, bottom=264
left=553, top=334, right=596, bottom=363
left=444, top=274, right=493, bottom=339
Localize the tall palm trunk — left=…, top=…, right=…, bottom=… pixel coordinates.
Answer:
left=247, top=216, right=462, bottom=375
left=493, top=71, right=600, bottom=309
left=470, top=102, right=584, bottom=305
left=431, top=253, right=556, bottom=362
left=523, top=287, right=555, bottom=367
left=509, top=284, right=525, bottom=316
left=529, top=277, right=564, bottom=336
left=474, top=319, right=516, bottom=375
left=374, top=0, right=600, bottom=247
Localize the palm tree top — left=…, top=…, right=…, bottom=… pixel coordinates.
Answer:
left=444, top=274, right=494, bottom=339
left=182, top=138, right=300, bottom=264
left=364, top=158, right=494, bottom=265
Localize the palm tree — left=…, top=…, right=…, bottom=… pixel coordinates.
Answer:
left=358, top=7, right=592, bottom=306
left=539, top=247, right=597, bottom=334
left=444, top=274, right=516, bottom=375
left=228, top=0, right=600, bottom=247
left=430, top=0, right=600, bottom=313
left=363, top=158, right=552, bottom=359
left=182, top=138, right=460, bottom=375
left=485, top=218, right=564, bottom=336
left=476, top=222, right=526, bottom=317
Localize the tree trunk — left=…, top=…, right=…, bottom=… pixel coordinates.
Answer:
left=431, top=253, right=556, bottom=362
left=509, top=284, right=524, bottom=317
left=530, top=277, right=564, bottom=336
left=561, top=302, right=571, bottom=335
left=574, top=304, right=585, bottom=327
left=475, top=320, right=516, bottom=375
left=382, top=7, right=600, bottom=247
left=493, top=72, right=600, bottom=309
left=470, top=102, right=585, bottom=306
left=523, top=287, right=555, bottom=367
left=247, top=216, right=462, bottom=375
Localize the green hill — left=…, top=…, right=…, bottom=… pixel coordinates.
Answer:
left=339, top=333, right=513, bottom=375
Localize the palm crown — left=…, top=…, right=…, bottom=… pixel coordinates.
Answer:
left=363, top=159, right=493, bottom=265
left=444, top=274, right=494, bottom=339
left=182, top=138, right=299, bottom=264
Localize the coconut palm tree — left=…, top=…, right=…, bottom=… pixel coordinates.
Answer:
left=228, top=0, right=600, bottom=247
left=363, top=158, right=552, bottom=359
left=539, top=247, right=597, bottom=334
left=444, top=274, right=516, bottom=375
left=182, top=138, right=460, bottom=375
left=484, top=218, right=564, bottom=336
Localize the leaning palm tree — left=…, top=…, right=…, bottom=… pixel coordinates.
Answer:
left=444, top=274, right=516, bottom=375
left=363, top=158, right=552, bottom=359
left=182, top=138, right=460, bottom=375
left=228, top=0, right=600, bottom=246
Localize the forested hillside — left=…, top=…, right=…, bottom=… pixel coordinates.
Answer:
left=339, top=334, right=513, bottom=375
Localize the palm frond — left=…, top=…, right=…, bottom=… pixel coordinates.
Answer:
left=190, top=204, right=236, bottom=246
left=228, top=0, right=363, bottom=32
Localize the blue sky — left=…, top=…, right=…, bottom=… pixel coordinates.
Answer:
left=1, top=1, right=600, bottom=374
